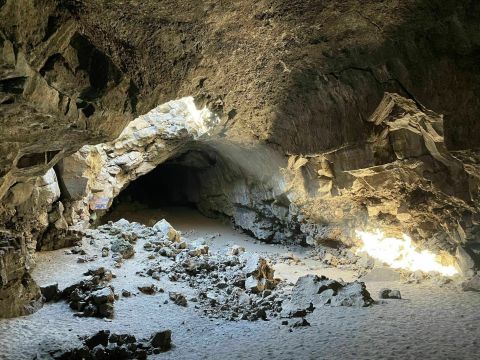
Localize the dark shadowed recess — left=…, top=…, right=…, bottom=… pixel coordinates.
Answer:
left=110, top=149, right=218, bottom=211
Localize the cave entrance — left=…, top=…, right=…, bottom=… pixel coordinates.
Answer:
left=103, top=147, right=223, bottom=227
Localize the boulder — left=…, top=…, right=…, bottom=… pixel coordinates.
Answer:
left=330, top=282, right=374, bottom=307
left=150, top=330, right=172, bottom=350
left=281, top=275, right=373, bottom=317
left=92, top=287, right=114, bottom=305
left=153, top=219, right=180, bottom=242
left=40, top=283, right=60, bottom=302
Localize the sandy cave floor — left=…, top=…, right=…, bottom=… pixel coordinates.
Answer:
left=1, top=207, right=480, bottom=360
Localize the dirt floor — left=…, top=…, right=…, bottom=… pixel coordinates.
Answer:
left=1, top=207, right=479, bottom=360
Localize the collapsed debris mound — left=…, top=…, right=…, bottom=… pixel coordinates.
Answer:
left=281, top=275, right=374, bottom=318
left=35, top=329, right=172, bottom=359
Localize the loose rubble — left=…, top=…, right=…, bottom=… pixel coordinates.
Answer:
left=59, top=267, right=116, bottom=318
left=35, top=329, right=172, bottom=359
left=71, top=218, right=380, bottom=323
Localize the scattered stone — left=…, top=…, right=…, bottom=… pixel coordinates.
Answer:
left=378, top=288, right=402, bottom=299
left=138, top=285, right=157, bottom=295
left=291, top=318, right=310, bottom=327
left=102, top=247, right=110, bottom=257
left=122, top=289, right=132, bottom=297
left=169, top=292, right=187, bottom=307
left=77, top=255, right=97, bottom=263
left=229, top=245, right=245, bottom=256
left=329, top=282, right=374, bottom=307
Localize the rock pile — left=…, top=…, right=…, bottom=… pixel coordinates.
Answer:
left=151, top=245, right=284, bottom=321
left=60, top=267, right=116, bottom=318
left=281, top=275, right=374, bottom=318
left=36, top=329, right=172, bottom=359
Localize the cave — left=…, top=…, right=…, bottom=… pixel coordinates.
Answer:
left=112, top=150, right=214, bottom=211
left=2, top=1, right=480, bottom=359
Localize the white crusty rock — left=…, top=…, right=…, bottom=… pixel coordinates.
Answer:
left=153, top=219, right=180, bottom=242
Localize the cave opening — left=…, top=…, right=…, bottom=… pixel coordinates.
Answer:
left=104, top=146, right=226, bottom=226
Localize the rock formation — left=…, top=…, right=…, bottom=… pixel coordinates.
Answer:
left=1, top=0, right=480, bottom=317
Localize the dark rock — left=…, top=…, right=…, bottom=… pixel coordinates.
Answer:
left=169, top=292, right=187, bottom=307
left=150, top=330, right=172, bottom=351
left=40, top=283, right=60, bottom=302
left=379, top=288, right=402, bottom=299
left=138, top=285, right=156, bottom=295
left=85, top=330, right=110, bottom=349
left=291, top=318, right=310, bottom=327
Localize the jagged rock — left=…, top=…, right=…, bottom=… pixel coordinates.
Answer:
left=0, top=233, right=43, bottom=318
left=111, top=238, right=135, bottom=259
left=92, top=287, right=115, bottom=305
left=153, top=219, right=180, bottom=242
left=150, top=330, right=172, bottom=351
left=188, top=244, right=209, bottom=257
left=85, top=330, right=111, bottom=349
left=102, top=247, right=110, bottom=257
left=60, top=268, right=115, bottom=318
left=291, top=318, right=311, bottom=328
left=330, top=282, right=374, bottom=307
left=40, top=283, right=60, bottom=302
left=379, top=288, right=402, bottom=299
left=243, top=253, right=275, bottom=280
left=281, top=275, right=373, bottom=318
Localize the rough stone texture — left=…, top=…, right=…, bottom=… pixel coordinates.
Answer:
left=2, top=0, right=480, bottom=318
left=281, top=274, right=373, bottom=318
left=0, top=232, right=42, bottom=318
